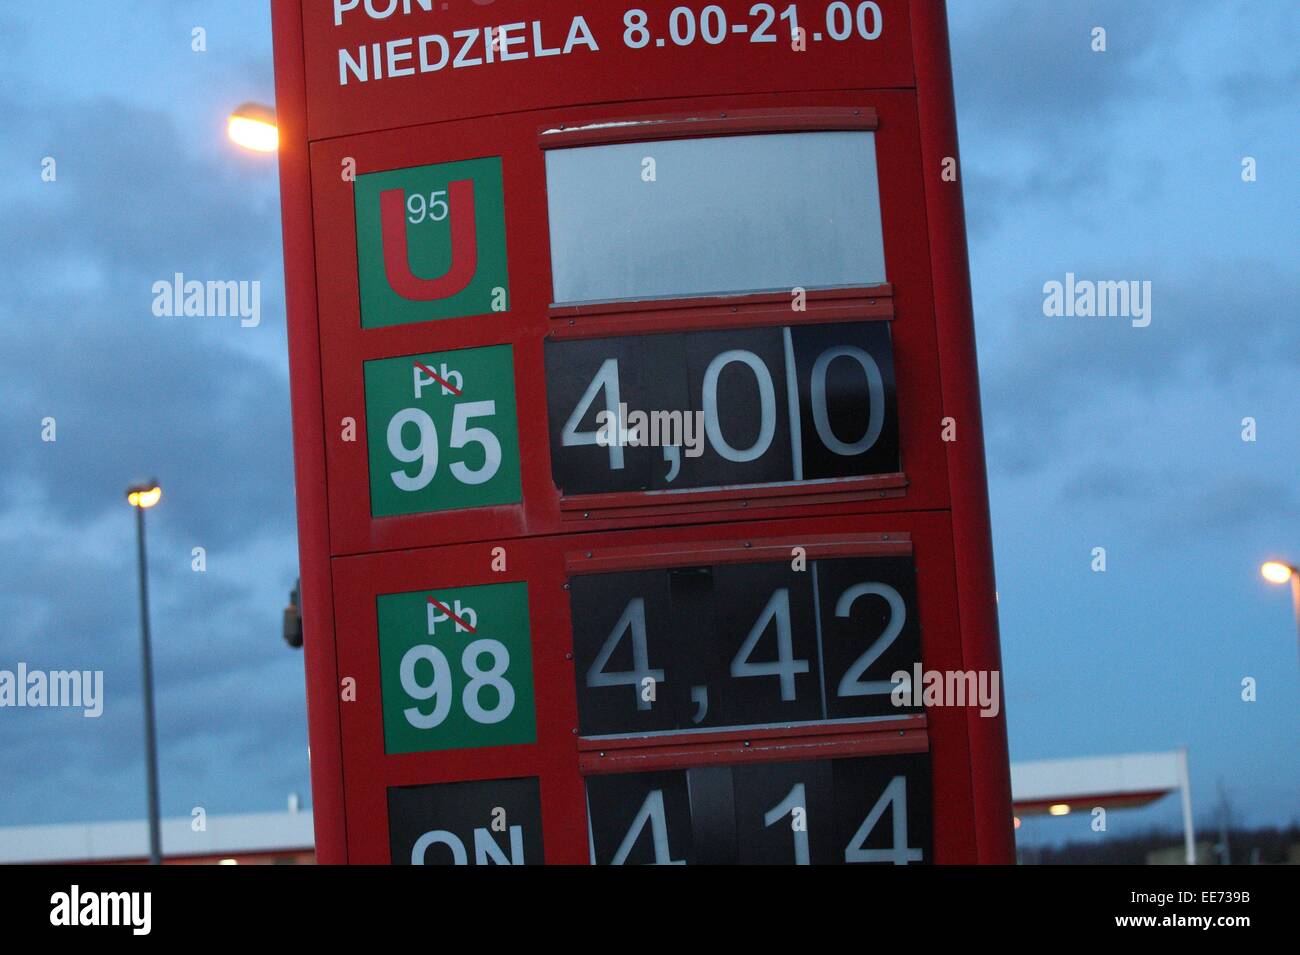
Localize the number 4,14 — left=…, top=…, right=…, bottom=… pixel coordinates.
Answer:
left=604, top=774, right=921, bottom=865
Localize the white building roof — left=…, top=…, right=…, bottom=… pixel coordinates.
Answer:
left=0, top=810, right=315, bottom=864
left=1011, top=750, right=1186, bottom=804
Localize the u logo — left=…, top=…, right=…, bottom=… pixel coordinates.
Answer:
left=380, top=180, right=478, bottom=301
left=355, top=156, right=507, bottom=327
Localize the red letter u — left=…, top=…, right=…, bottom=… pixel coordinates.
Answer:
left=380, top=180, right=478, bottom=301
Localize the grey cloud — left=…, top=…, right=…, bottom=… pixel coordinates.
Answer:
left=950, top=0, right=1192, bottom=140
left=0, top=92, right=306, bottom=824
left=978, top=258, right=1299, bottom=476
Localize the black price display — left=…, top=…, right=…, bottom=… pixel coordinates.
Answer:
left=569, top=554, right=922, bottom=737
left=387, top=776, right=544, bottom=865
left=586, top=752, right=931, bottom=866
left=545, top=321, right=898, bottom=495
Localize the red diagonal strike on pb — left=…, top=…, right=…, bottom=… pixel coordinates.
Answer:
left=414, top=361, right=462, bottom=396
left=426, top=596, right=476, bottom=633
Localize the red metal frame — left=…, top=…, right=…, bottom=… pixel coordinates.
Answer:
left=564, top=532, right=911, bottom=573
left=537, top=105, right=878, bottom=149
left=547, top=284, right=894, bottom=335
left=578, top=716, right=930, bottom=774
left=271, top=0, right=346, bottom=864
left=911, top=0, right=1016, bottom=864
left=272, top=0, right=1013, bottom=865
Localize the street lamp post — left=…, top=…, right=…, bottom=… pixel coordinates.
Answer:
left=1260, top=560, right=1300, bottom=665
left=126, top=480, right=163, bottom=865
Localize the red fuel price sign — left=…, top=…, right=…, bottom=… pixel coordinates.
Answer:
left=272, top=0, right=1013, bottom=865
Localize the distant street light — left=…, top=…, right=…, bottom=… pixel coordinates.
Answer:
left=227, top=102, right=278, bottom=153
left=1260, top=559, right=1300, bottom=660
left=126, top=480, right=164, bottom=865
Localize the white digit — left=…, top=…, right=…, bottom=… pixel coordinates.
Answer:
left=562, top=357, right=624, bottom=470
left=730, top=588, right=808, bottom=701
left=702, top=349, right=775, bottom=462
left=750, top=3, right=776, bottom=42
left=623, top=9, right=651, bottom=48
left=387, top=407, right=438, bottom=491
left=811, top=346, right=884, bottom=456
left=429, top=189, right=449, bottom=221
left=461, top=639, right=515, bottom=724
left=845, top=776, right=921, bottom=864
left=764, top=782, right=809, bottom=864
left=406, top=193, right=426, bottom=224
left=780, top=3, right=800, bottom=38
left=400, top=644, right=453, bottom=728
left=449, top=400, right=502, bottom=485
left=827, top=1, right=852, bottom=40
left=611, top=789, right=685, bottom=865
left=587, top=598, right=664, bottom=711
left=857, top=1, right=883, bottom=40
left=835, top=582, right=905, bottom=697
left=700, top=5, right=727, bottom=43
left=669, top=6, right=696, bottom=45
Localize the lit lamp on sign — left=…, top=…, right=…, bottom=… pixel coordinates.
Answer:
left=126, top=479, right=164, bottom=864
left=1047, top=804, right=1070, bottom=816
left=227, top=102, right=278, bottom=153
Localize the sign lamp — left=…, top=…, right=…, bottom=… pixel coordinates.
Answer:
left=1261, top=560, right=1296, bottom=585
left=228, top=102, right=279, bottom=153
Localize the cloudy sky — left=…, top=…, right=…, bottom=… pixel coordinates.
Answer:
left=0, top=1, right=1295, bottom=850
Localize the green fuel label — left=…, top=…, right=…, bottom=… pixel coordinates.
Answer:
left=377, top=581, right=536, bottom=755
left=364, top=344, right=521, bottom=517
left=355, top=156, right=509, bottom=327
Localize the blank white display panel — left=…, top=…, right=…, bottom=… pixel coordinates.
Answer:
left=546, top=131, right=887, bottom=305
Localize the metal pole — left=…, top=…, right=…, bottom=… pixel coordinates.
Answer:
left=1178, top=748, right=1195, bottom=865
left=1291, top=574, right=1300, bottom=668
left=135, top=504, right=163, bottom=865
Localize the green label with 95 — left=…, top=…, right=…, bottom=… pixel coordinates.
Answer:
left=364, top=344, right=521, bottom=517
left=378, top=581, right=536, bottom=755
left=355, top=156, right=509, bottom=327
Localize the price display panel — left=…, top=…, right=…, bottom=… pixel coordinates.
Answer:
left=585, top=752, right=931, bottom=865
left=570, top=553, right=921, bottom=737
left=545, top=321, right=899, bottom=496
